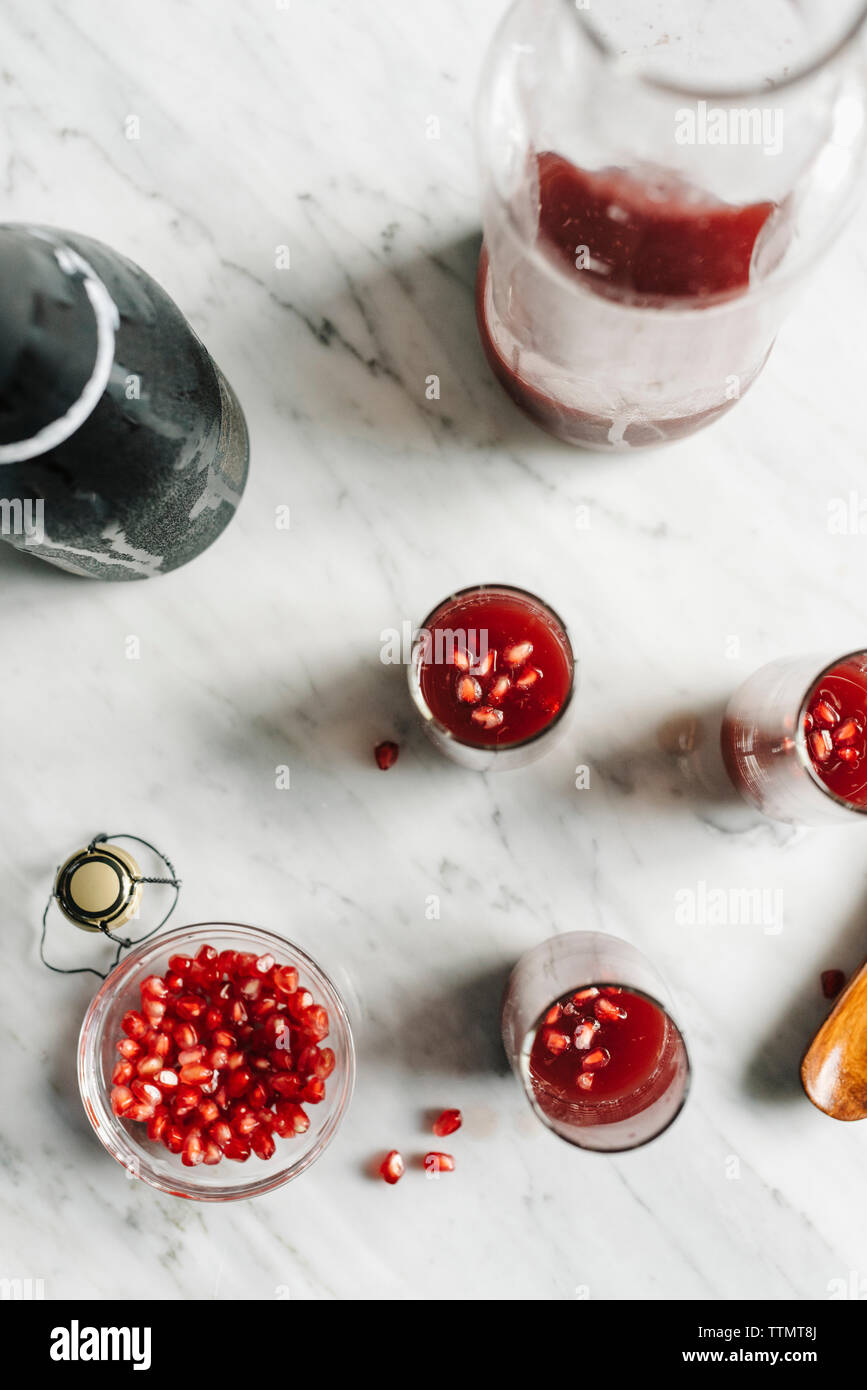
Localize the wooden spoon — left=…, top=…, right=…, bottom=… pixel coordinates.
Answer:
left=801, top=961, right=867, bottom=1119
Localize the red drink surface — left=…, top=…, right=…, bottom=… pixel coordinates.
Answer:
left=536, top=151, right=774, bottom=300
left=417, top=589, right=572, bottom=748
left=530, top=988, right=669, bottom=1106
left=804, top=657, right=867, bottom=807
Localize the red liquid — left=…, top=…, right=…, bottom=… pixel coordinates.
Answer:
left=529, top=987, right=677, bottom=1123
left=804, top=657, right=867, bottom=806
left=417, top=589, right=572, bottom=748
left=477, top=152, right=775, bottom=447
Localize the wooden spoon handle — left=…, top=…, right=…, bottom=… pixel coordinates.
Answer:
left=801, top=958, right=867, bottom=1120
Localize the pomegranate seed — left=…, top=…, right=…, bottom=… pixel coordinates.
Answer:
left=208, top=1047, right=229, bottom=1070
left=595, top=997, right=627, bottom=1023
left=379, top=1150, right=405, bottom=1184
left=813, top=698, right=840, bottom=727
left=803, top=712, right=814, bottom=733
left=577, top=1073, right=594, bottom=1091
left=471, top=705, right=504, bottom=730
left=544, top=1003, right=562, bottom=1024
left=127, top=1102, right=156, bottom=1122
left=223, top=1137, right=251, bottom=1162
left=132, top=1080, right=163, bottom=1108
left=179, top=1063, right=214, bottom=1086
left=164, top=1123, right=185, bottom=1154
left=312, top=1047, right=335, bottom=1079
left=809, top=729, right=833, bottom=763
left=172, top=1022, right=198, bottom=1049
left=470, top=648, right=495, bottom=678
left=167, top=954, right=192, bottom=975
left=301, top=1078, right=325, bottom=1104
left=136, top=1054, right=163, bottom=1079
left=182, top=1133, right=204, bottom=1167
left=121, top=1010, right=148, bottom=1041
left=227, top=1066, right=252, bottom=1098
left=156, top=1068, right=179, bottom=1090
left=838, top=747, right=861, bottom=767
left=542, top=1026, right=570, bottom=1055
left=198, top=1098, right=220, bottom=1124
left=424, top=1152, right=455, bottom=1174
left=176, top=995, right=205, bottom=1021
left=833, top=718, right=860, bottom=744
left=147, top=1109, right=169, bottom=1143
left=279, top=1102, right=311, bottom=1135
left=272, top=965, right=298, bottom=995
left=302, top=1005, right=329, bottom=1040
left=515, top=667, right=542, bottom=690
left=164, top=973, right=184, bottom=994
left=197, top=944, right=218, bottom=966
left=288, top=989, right=314, bottom=1019
left=489, top=675, right=511, bottom=702
left=173, top=1086, right=200, bottom=1117
left=271, top=1074, right=304, bottom=1098
left=112, top=1060, right=134, bottom=1085
left=116, top=1038, right=142, bottom=1060
left=202, top=1141, right=223, bottom=1165
left=821, top=969, right=846, bottom=999
left=255, top=953, right=275, bottom=976
left=503, top=641, right=533, bottom=667
left=151, top=1031, right=172, bottom=1059
left=140, top=974, right=168, bottom=1001
left=111, top=1085, right=135, bottom=1116
left=582, top=1048, right=611, bottom=1072
left=433, top=1109, right=462, bottom=1137
left=177, top=1045, right=206, bottom=1066
left=233, top=1110, right=258, bottom=1138
left=573, top=1019, right=599, bottom=1050
left=456, top=674, right=483, bottom=704
left=142, top=998, right=166, bottom=1027
left=572, top=987, right=599, bottom=1004
left=209, top=1120, right=233, bottom=1150
left=251, top=1129, right=276, bottom=1161
left=374, top=740, right=399, bottom=770
left=452, top=648, right=471, bottom=672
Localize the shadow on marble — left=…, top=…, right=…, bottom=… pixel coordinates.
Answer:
left=741, top=892, right=867, bottom=1107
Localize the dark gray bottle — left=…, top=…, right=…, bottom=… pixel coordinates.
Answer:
left=0, top=224, right=249, bottom=579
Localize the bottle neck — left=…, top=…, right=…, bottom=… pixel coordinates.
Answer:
left=0, top=226, right=119, bottom=466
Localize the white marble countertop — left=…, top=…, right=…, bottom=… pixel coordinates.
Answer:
left=2, top=0, right=867, bottom=1301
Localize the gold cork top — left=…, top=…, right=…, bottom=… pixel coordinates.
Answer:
left=55, top=843, right=143, bottom=932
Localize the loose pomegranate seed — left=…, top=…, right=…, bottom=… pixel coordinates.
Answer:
left=433, top=1109, right=462, bottom=1137
left=379, top=1150, right=405, bottom=1184
left=838, top=747, right=861, bottom=767
left=227, top=1066, right=252, bottom=1097
left=577, top=1073, right=594, bottom=1091
left=515, top=667, right=542, bottom=690
left=456, top=675, right=483, bottom=704
left=127, top=1101, right=155, bottom=1122
left=116, top=1039, right=142, bottom=1060
left=156, top=1068, right=179, bottom=1090
left=164, top=1123, right=185, bottom=1154
left=301, top=1078, right=325, bottom=1104
left=582, top=1048, right=611, bottom=1072
left=209, top=1120, right=233, bottom=1150
left=172, top=1021, right=198, bottom=1049
left=112, top=1060, right=134, bottom=1085
left=424, top=1152, right=455, bottom=1174
left=503, top=640, right=533, bottom=667
left=544, top=1003, right=562, bottom=1024
left=573, top=1019, right=599, bottom=1050
left=542, top=1026, right=570, bottom=1055
left=275, top=1102, right=310, bottom=1136
left=452, top=648, right=471, bottom=672
left=182, top=1133, right=204, bottom=1167
left=147, top=1109, right=168, bottom=1143
left=821, top=969, right=846, bottom=999
left=142, top=998, right=166, bottom=1027
left=595, top=997, right=627, bottom=1023
left=198, top=1098, right=220, bottom=1124
left=251, top=1129, right=276, bottom=1160
left=374, top=740, right=399, bottom=770
left=179, top=1063, right=214, bottom=1087
left=168, top=954, right=192, bottom=976
left=136, top=1053, right=163, bottom=1079
left=471, top=705, right=504, bottom=729
left=177, top=1045, right=206, bottom=1066
left=489, top=675, right=511, bottom=702
left=301, top=1005, right=329, bottom=1040
left=202, top=1141, right=223, bottom=1165
left=176, top=995, right=205, bottom=1020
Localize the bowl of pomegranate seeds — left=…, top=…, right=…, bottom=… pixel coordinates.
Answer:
left=78, top=923, right=355, bottom=1200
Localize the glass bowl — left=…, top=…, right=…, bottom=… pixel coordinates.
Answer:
left=78, top=922, right=355, bottom=1201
